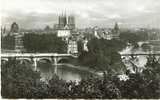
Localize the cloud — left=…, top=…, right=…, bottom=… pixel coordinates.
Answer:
left=1, top=0, right=160, bottom=29
left=1, top=11, right=58, bottom=29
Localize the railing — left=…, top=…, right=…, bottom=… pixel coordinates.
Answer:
left=1, top=52, right=160, bottom=58
left=0, top=53, right=78, bottom=58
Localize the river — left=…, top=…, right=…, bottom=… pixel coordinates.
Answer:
left=38, top=62, right=96, bottom=82
left=38, top=40, right=160, bottom=82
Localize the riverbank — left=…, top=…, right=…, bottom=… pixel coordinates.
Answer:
left=57, top=63, right=103, bottom=77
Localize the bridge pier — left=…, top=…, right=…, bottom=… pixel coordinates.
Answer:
left=53, top=57, right=58, bottom=74
left=33, top=58, right=37, bottom=71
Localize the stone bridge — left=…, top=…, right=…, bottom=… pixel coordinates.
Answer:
left=1, top=53, right=77, bottom=74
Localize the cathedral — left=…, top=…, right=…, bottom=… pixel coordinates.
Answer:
left=54, top=13, right=75, bottom=30
left=56, top=13, right=76, bottom=38
left=55, top=13, right=78, bottom=54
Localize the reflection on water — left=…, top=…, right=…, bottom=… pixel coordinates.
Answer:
left=38, top=62, right=94, bottom=82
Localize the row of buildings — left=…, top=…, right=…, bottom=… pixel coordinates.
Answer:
left=1, top=22, right=25, bottom=53
left=1, top=13, right=120, bottom=54
left=54, top=13, right=120, bottom=54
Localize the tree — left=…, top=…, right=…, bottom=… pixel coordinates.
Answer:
left=142, top=56, right=160, bottom=98
left=44, top=25, right=51, bottom=31
left=1, top=59, right=45, bottom=98
left=115, top=55, right=160, bottom=99
left=120, top=31, right=140, bottom=48
left=78, top=38, right=126, bottom=74
left=1, top=34, right=15, bottom=50
left=1, top=59, right=122, bottom=99
left=23, top=33, right=67, bottom=53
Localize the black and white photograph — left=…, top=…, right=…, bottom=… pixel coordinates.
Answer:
left=1, top=0, right=160, bottom=99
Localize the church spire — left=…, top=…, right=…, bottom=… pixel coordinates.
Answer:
left=113, top=22, right=120, bottom=36
left=3, top=26, right=6, bottom=34
left=114, top=22, right=119, bottom=30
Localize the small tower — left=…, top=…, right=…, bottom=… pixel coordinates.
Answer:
left=68, top=15, right=75, bottom=29
left=10, top=22, right=24, bottom=53
left=114, top=22, right=120, bottom=35
left=1, top=26, right=6, bottom=35
left=3, top=26, right=6, bottom=34
left=58, top=13, right=68, bottom=29
left=10, top=22, right=19, bottom=33
left=112, top=22, right=120, bottom=39
left=94, top=26, right=100, bottom=39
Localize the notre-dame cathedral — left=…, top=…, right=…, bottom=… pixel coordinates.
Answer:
left=54, top=13, right=75, bottom=30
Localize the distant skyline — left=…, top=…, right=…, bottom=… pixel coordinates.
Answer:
left=1, top=0, right=160, bottom=29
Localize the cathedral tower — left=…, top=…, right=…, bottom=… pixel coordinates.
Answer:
left=58, top=13, right=75, bottom=30
left=68, top=15, right=75, bottom=29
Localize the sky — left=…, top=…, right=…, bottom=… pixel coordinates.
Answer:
left=1, top=0, right=160, bottom=29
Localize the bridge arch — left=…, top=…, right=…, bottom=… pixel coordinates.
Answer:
left=57, top=58, right=69, bottom=63
left=37, top=57, right=52, bottom=63
left=16, top=58, right=32, bottom=64
left=1, top=58, right=9, bottom=64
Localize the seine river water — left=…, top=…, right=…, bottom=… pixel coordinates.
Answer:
left=38, top=63, right=94, bottom=82
left=38, top=40, right=160, bottom=82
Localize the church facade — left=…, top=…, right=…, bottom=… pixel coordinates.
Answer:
left=54, top=13, right=78, bottom=54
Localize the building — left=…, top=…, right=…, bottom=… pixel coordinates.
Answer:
left=57, top=26, right=71, bottom=41
left=14, top=33, right=25, bottom=53
left=68, top=15, right=75, bottom=29
left=111, top=22, right=120, bottom=39
left=58, top=14, right=67, bottom=29
left=67, top=35, right=78, bottom=54
left=55, top=13, right=78, bottom=54
left=56, top=13, right=76, bottom=41
left=1, top=26, right=7, bottom=37
left=93, top=22, right=120, bottom=40
left=68, top=40, right=78, bottom=54
left=104, top=30, right=113, bottom=40
left=94, top=26, right=100, bottom=39
left=10, top=22, right=25, bottom=53
left=83, top=38, right=89, bottom=51
left=54, top=13, right=76, bottom=30
left=10, top=22, right=19, bottom=33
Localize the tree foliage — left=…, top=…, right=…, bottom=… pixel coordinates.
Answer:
left=1, top=56, right=160, bottom=99
left=1, top=60, right=121, bottom=99
left=1, top=59, right=41, bottom=98
left=115, top=56, right=160, bottom=99
left=23, top=33, right=67, bottom=53
left=78, top=38, right=126, bottom=74
left=119, top=30, right=147, bottom=48
left=1, top=34, right=15, bottom=50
